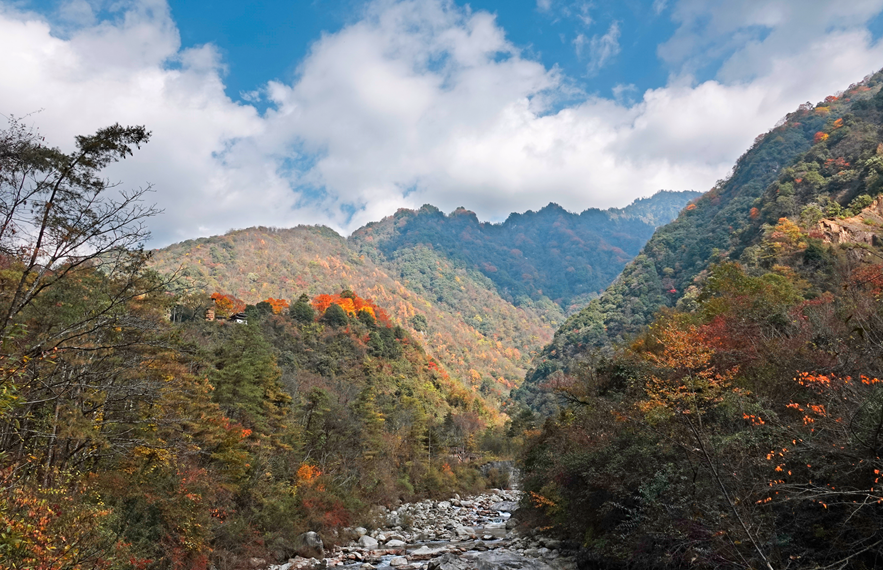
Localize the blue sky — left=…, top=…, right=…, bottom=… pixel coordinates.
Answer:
left=168, top=0, right=678, bottom=107
left=3, top=0, right=883, bottom=245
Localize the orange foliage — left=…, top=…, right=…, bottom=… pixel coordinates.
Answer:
left=261, top=297, right=289, bottom=314
left=813, top=131, right=829, bottom=144
left=297, top=463, right=322, bottom=484
left=749, top=207, right=760, bottom=219
left=211, top=292, right=246, bottom=317
left=312, top=292, right=390, bottom=325
left=685, top=203, right=697, bottom=211
left=638, top=323, right=737, bottom=417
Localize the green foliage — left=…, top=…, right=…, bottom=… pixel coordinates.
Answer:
left=150, top=191, right=696, bottom=403
left=523, top=69, right=883, bottom=410
left=321, top=302, right=349, bottom=327
left=519, top=71, right=883, bottom=569
left=289, top=293, right=316, bottom=323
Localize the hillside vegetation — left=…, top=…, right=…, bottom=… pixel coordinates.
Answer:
left=519, top=69, right=883, bottom=568
left=149, top=191, right=697, bottom=405
left=0, top=120, right=525, bottom=569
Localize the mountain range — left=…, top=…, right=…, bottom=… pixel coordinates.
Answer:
left=149, top=190, right=699, bottom=405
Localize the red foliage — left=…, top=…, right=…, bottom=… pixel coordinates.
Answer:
left=849, top=265, right=883, bottom=296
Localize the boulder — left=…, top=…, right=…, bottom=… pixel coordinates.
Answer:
left=385, top=539, right=406, bottom=548
left=354, top=527, right=368, bottom=537
left=454, top=525, right=473, bottom=538
left=389, top=556, right=408, bottom=567
left=410, top=545, right=448, bottom=560
left=357, top=535, right=379, bottom=549
left=490, top=501, right=519, bottom=512
left=293, top=531, right=324, bottom=559
left=463, top=550, right=558, bottom=569
left=427, top=553, right=471, bottom=570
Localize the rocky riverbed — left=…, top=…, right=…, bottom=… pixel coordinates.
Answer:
left=263, top=489, right=576, bottom=570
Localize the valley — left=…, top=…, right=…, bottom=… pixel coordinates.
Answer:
left=5, top=52, right=883, bottom=570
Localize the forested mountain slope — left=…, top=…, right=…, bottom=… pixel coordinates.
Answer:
left=521, top=69, right=883, bottom=409
left=518, top=67, right=883, bottom=569
left=150, top=191, right=696, bottom=403
left=350, top=190, right=700, bottom=314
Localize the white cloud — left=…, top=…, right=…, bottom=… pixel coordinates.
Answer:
left=575, top=2, right=592, bottom=27
left=1, top=0, right=882, bottom=247
left=573, top=33, right=587, bottom=58
left=536, top=0, right=552, bottom=12
left=612, top=82, right=637, bottom=103
left=586, top=22, right=620, bottom=74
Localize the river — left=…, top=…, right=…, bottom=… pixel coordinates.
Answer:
left=265, top=488, right=577, bottom=570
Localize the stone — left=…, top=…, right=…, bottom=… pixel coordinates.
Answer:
left=385, top=539, right=406, bottom=548
left=354, top=527, right=368, bottom=537
left=410, top=545, right=447, bottom=559
left=454, top=525, right=473, bottom=537
left=389, top=556, right=408, bottom=567
left=358, top=535, right=379, bottom=549
left=505, top=518, right=518, bottom=530
left=248, top=559, right=267, bottom=569
left=427, top=553, right=470, bottom=570
left=293, top=532, right=324, bottom=560
left=490, top=501, right=519, bottom=512
left=463, top=550, right=558, bottom=569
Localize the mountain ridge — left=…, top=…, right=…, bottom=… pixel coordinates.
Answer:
left=149, top=191, right=698, bottom=403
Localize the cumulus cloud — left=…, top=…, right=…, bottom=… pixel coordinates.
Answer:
left=1, top=0, right=882, bottom=246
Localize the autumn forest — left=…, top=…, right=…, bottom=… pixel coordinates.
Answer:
left=6, top=65, right=883, bottom=570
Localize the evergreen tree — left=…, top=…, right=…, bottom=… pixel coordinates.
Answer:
left=321, top=302, right=349, bottom=327
left=290, top=293, right=316, bottom=323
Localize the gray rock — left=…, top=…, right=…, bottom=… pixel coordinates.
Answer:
left=426, top=550, right=554, bottom=570
left=294, top=531, right=325, bottom=559
left=505, top=518, right=519, bottom=530
left=410, top=545, right=446, bottom=558
left=490, top=501, right=519, bottom=512
left=454, top=525, right=473, bottom=537
left=389, top=556, right=408, bottom=567
left=385, top=539, right=406, bottom=548
left=358, top=535, right=379, bottom=549
left=354, top=527, right=368, bottom=537
left=465, top=550, right=558, bottom=569
left=427, top=553, right=469, bottom=570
